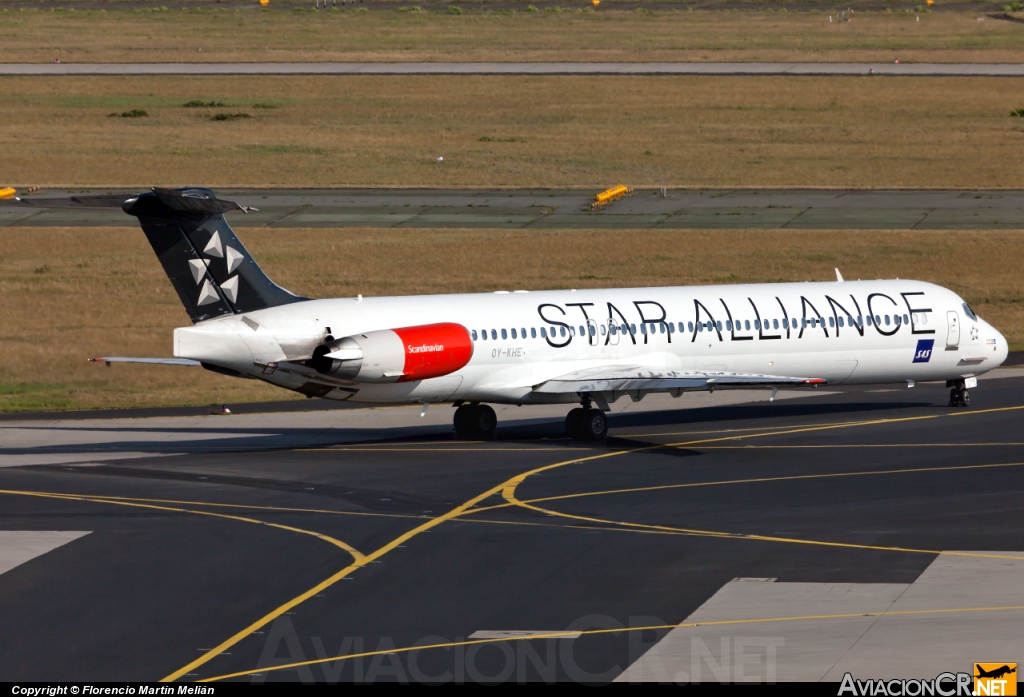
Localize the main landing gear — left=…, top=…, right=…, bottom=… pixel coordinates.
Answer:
left=565, top=394, right=608, bottom=441
left=948, top=386, right=971, bottom=408
left=453, top=402, right=497, bottom=440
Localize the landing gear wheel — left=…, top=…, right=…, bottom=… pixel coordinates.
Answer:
left=453, top=404, right=474, bottom=438
left=455, top=404, right=497, bottom=440
left=472, top=404, right=498, bottom=440
left=948, top=387, right=971, bottom=408
left=567, top=408, right=607, bottom=440
left=565, top=408, right=585, bottom=438
left=581, top=409, right=608, bottom=440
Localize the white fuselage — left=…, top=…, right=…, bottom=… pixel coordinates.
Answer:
left=174, top=279, right=1007, bottom=405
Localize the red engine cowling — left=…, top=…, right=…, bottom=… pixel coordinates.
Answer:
left=315, top=322, right=473, bottom=383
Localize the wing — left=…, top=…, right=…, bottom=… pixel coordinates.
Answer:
left=89, top=357, right=201, bottom=366
left=533, top=364, right=825, bottom=395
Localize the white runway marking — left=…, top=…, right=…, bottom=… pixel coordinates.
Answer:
left=617, top=552, right=1024, bottom=683
left=469, top=630, right=582, bottom=639
left=0, top=531, right=91, bottom=576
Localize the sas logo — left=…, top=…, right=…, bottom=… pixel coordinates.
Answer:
left=975, top=663, right=1017, bottom=696
left=913, top=339, right=935, bottom=363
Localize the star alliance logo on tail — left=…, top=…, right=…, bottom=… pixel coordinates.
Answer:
left=913, top=339, right=935, bottom=363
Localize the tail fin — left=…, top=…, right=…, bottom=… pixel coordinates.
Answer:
left=123, top=187, right=306, bottom=323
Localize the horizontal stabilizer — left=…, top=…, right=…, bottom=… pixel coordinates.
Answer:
left=89, top=357, right=200, bottom=366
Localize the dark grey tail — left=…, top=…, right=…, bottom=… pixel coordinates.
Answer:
left=123, top=187, right=306, bottom=323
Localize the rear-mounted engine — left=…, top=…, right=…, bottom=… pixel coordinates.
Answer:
left=309, top=322, right=473, bottom=383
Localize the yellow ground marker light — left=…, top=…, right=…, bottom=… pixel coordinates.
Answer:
left=0, top=188, right=16, bottom=200
left=590, top=184, right=632, bottom=210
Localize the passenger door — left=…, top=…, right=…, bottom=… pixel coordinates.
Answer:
left=946, top=310, right=960, bottom=349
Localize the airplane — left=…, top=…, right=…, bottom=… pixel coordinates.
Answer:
left=10, top=187, right=1009, bottom=440
left=975, top=665, right=1017, bottom=680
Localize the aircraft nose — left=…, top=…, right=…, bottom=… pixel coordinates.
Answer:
left=992, top=324, right=1009, bottom=367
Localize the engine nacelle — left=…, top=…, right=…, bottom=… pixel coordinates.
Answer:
left=310, top=322, right=473, bottom=383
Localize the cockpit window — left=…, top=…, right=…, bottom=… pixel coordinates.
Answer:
left=962, top=303, right=978, bottom=321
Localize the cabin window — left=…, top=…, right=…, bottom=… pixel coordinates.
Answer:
left=866, top=316, right=873, bottom=326
left=726, top=320, right=733, bottom=331
left=884, top=315, right=891, bottom=326
left=610, top=324, right=617, bottom=335
left=589, top=324, right=596, bottom=337
left=755, top=320, right=761, bottom=330
left=894, top=316, right=901, bottom=326
left=837, top=317, right=844, bottom=328
left=630, top=324, right=637, bottom=334
left=688, top=322, right=694, bottom=332
left=541, top=327, right=548, bottom=338
left=471, top=329, right=478, bottom=340
left=489, top=329, right=495, bottom=340
left=875, top=315, right=882, bottom=325
left=501, top=328, right=507, bottom=339
left=903, top=314, right=910, bottom=325
left=640, top=324, right=647, bottom=335
left=715, top=321, right=722, bottom=332
left=560, top=327, right=566, bottom=337
left=828, top=317, right=835, bottom=328
left=600, top=324, right=606, bottom=335
left=659, top=323, right=666, bottom=334
left=530, top=327, right=536, bottom=338
left=511, top=328, right=517, bottom=339
left=678, top=322, right=685, bottom=332
left=773, top=319, right=779, bottom=330
left=667, top=323, right=674, bottom=334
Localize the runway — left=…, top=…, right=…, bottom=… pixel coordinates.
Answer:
left=1, top=369, right=1022, bottom=682
left=3, top=62, right=1024, bottom=76
left=7, top=189, right=1024, bottom=230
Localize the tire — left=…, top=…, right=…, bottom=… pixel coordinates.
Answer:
left=474, top=404, right=498, bottom=440
left=565, top=408, right=585, bottom=438
left=582, top=409, right=608, bottom=440
left=961, top=389, right=970, bottom=407
left=453, top=404, right=475, bottom=439
left=949, top=388, right=958, bottom=407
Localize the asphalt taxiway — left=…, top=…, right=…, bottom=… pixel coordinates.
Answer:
left=1, top=370, right=1023, bottom=682
left=7, top=189, right=1024, bottom=230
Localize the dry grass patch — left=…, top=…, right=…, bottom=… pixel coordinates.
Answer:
left=3, top=9, right=1024, bottom=63
left=3, top=75, right=1024, bottom=188
left=1, top=226, right=1021, bottom=412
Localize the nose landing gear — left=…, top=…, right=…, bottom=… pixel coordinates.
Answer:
left=453, top=403, right=497, bottom=440
left=948, top=386, right=970, bottom=408
left=566, top=394, right=608, bottom=441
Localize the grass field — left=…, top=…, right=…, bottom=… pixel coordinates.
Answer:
left=3, top=75, right=1024, bottom=189
left=1, top=225, right=1021, bottom=412
left=3, top=8, right=1024, bottom=64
